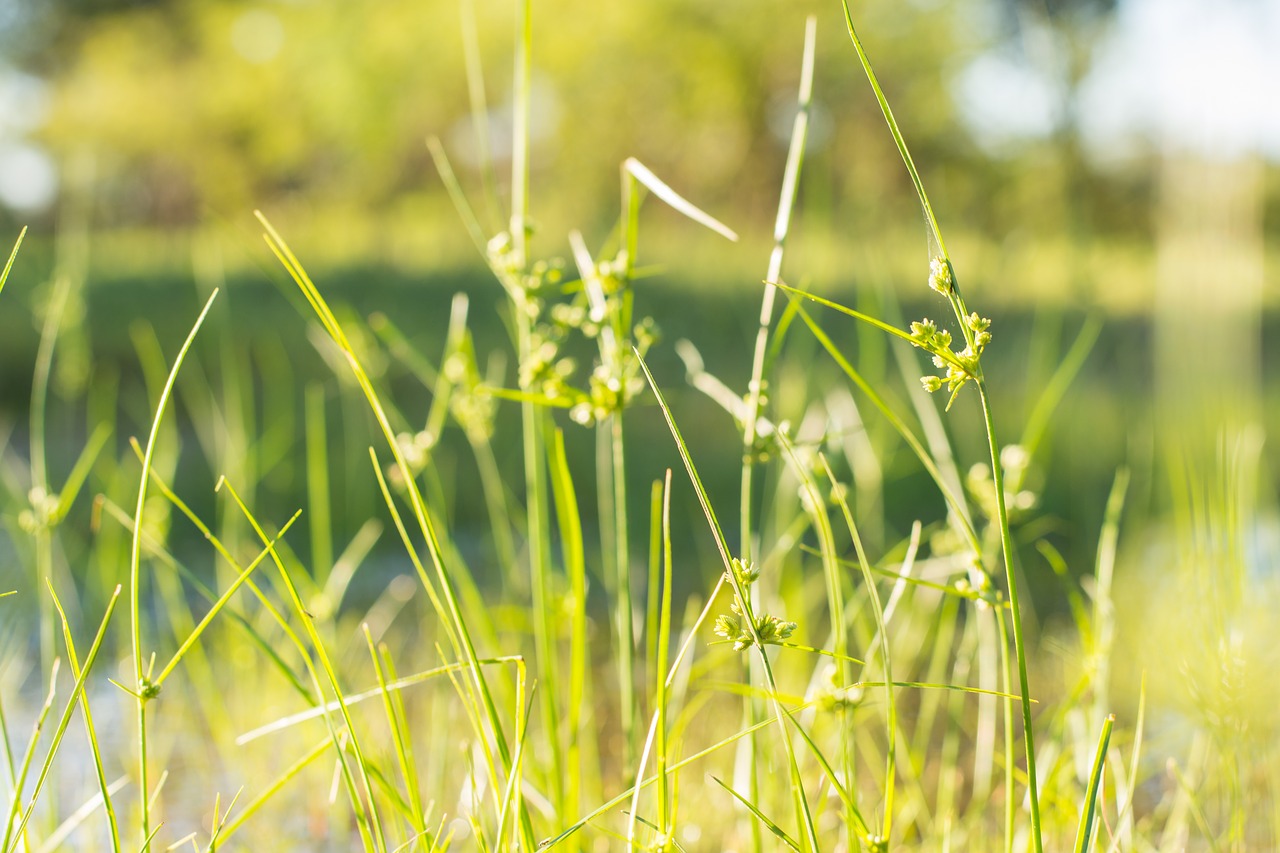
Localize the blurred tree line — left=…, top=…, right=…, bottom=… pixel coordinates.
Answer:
left=0, top=0, right=1175, bottom=269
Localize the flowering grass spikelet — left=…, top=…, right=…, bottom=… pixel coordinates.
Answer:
left=928, top=256, right=953, bottom=296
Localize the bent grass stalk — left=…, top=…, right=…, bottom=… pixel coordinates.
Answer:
left=738, top=24, right=815, bottom=853
left=636, top=352, right=820, bottom=851
left=218, top=478, right=386, bottom=852
left=255, top=212, right=536, bottom=846
left=842, top=5, right=1042, bottom=844
left=1, top=662, right=59, bottom=853
left=47, top=581, right=120, bottom=852
left=127, top=288, right=218, bottom=851
left=3, top=586, right=120, bottom=853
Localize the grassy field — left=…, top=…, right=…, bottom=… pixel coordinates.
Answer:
left=3, top=5, right=1279, bottom=852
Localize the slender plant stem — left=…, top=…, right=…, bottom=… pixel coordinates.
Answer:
left=30, top=274, right=72, bottom=677
left=737, top=22, right=815, bottom=851
left=129, top=290, right=218, bottom=851
left=978, top=380, right=1042, bottom=852
left=610, top=412, right=636, bottom=765
left=516, top=308, right=565, bottom=814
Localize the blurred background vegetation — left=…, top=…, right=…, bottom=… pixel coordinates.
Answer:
left=0, top=2, right=1278, bottom=847
left=0, top=0, right=1277, bottom=623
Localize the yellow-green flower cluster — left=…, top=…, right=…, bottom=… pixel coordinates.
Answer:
left=713, top=603, right=797, bottom=651
left=910, top=307, right=992, bottom=404
left=713, top=558, right=796, bottom=651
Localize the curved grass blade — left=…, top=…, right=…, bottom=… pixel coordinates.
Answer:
left=1, top=660, right=59, bottom=853
left=206, top=738, right=330, bottom=848
left=635, top=351, right=819, bottom=851
left=541, top=695, right=834, bottom=849
left=47, top=581, right=121, bottom=852
left=1073, top=714, right=1115, bottom=853
left=1020, top=314, right=1102, bottom=461
left=710, top=776, right=802, bottom=852
left=127, top=288, right=219, bottom=850
left=5, top=586, right=120, bottom=853
left=153, top=510, right=301, bottom=688
left=0, top=227, right=25, bottom=299
left=786, top=297, right=979, bottom=551
left=219, top=479, right=387, bottom=852
left=623, top=159, right=738, bottom=243
left=838, top=2, right=946, bottom=261
left=255, top=214, right=528, bottom=845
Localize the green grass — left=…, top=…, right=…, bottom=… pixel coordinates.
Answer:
left=1, top=7, right=1277, bottom=853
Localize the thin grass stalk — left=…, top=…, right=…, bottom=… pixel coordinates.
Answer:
left=655, top=470, right=674, bottom=847
left=977, top=381, right=1042, bottom=849
left=542, top=693, right=836, bottom=849
left=547, top=427, right=588, bottom=828
left=5, top=586, right=119, bottom=853
left=711, top=776, right=803, bottom=851
left=493, top=674, right=532, bottom=850
left=257, top=215, right=532, bottom=846
left=515, top=313, right=565, bottom=811
left=1073, top=715, right=1114, bottom=853
left=1092, top=469, right=1129, bottom=713
left=306, top=385, right=334, bottom=585
left=608, top=410, right=635, bottom=765
left=459, top=0, right=501, bottom=233
left=502, top=0, right=568, bottom=810
left=0, top=227, right=25, bottom=300
left=236, top=655, right=525, bottom=746
left=741, top=15, right=816, bottom=560
left=780, top=703, right=872, bottom=843
left=994, top=603, right=1016, bottom=852
left=624, top=470, right=675, bottom=848
left=152, top=511, right=300, bottom=688
left=818, top=452, right=897, bottom=842
left=510, top=0, right=530, bottom=267
left=1019, top=316, right=1102, bottom=460
left=115, top=462, right=312, bottom=701
left=219, top=479, right=386, bottom=852
left=46, top=582, right=121, bottom=853
left=773, top=433, right=851, bottom=834
left=211, top=738, right=330, bottom=848
left=379, top=649, right=427, bottom=831
left=636, top=353, right=820, bottom=851
left=367, top=454, right=502, bottom=799
left=127, top=289, right=218, bottom=851
left=0, top=680, right=17, bottom=823
left=29, top=272, right=73, bottom=677
left=363, top=627, right=428, bottom=838
left=0, top=664, right=57, bottom=853
left=570, top=228, right=638, bottom=768
left=736, top=25, right=815, bottom=851
left=35, top=777, right=128, bottom=853
left=645, top=480, right=663, bottom=705
left=1104, top=677, right=1145, bottom=853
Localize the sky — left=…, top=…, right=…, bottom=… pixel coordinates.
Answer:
left=954, top=0, right=1280, bottom=162
left=1078, top=0, right=1280, bottom=161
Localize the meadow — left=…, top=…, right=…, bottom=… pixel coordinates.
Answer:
left=2, top=3, right=1278, bottom=851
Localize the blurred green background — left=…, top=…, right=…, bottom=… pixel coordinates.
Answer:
left=0, top=0, right=1277, bottom=603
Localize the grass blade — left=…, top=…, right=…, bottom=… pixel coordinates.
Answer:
left=710, top=776, right=802, bottom=852
left=0, top=227, right=25, bottom=299
left=127, top=288, right=218, bottom=851
left=5, top=586, right=120, bottom=853
left=635, top=350, right=819, bottom=851
left=1073, top=714, right=1115, bottom=853
left=623, top=159, right=738, bottom=243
